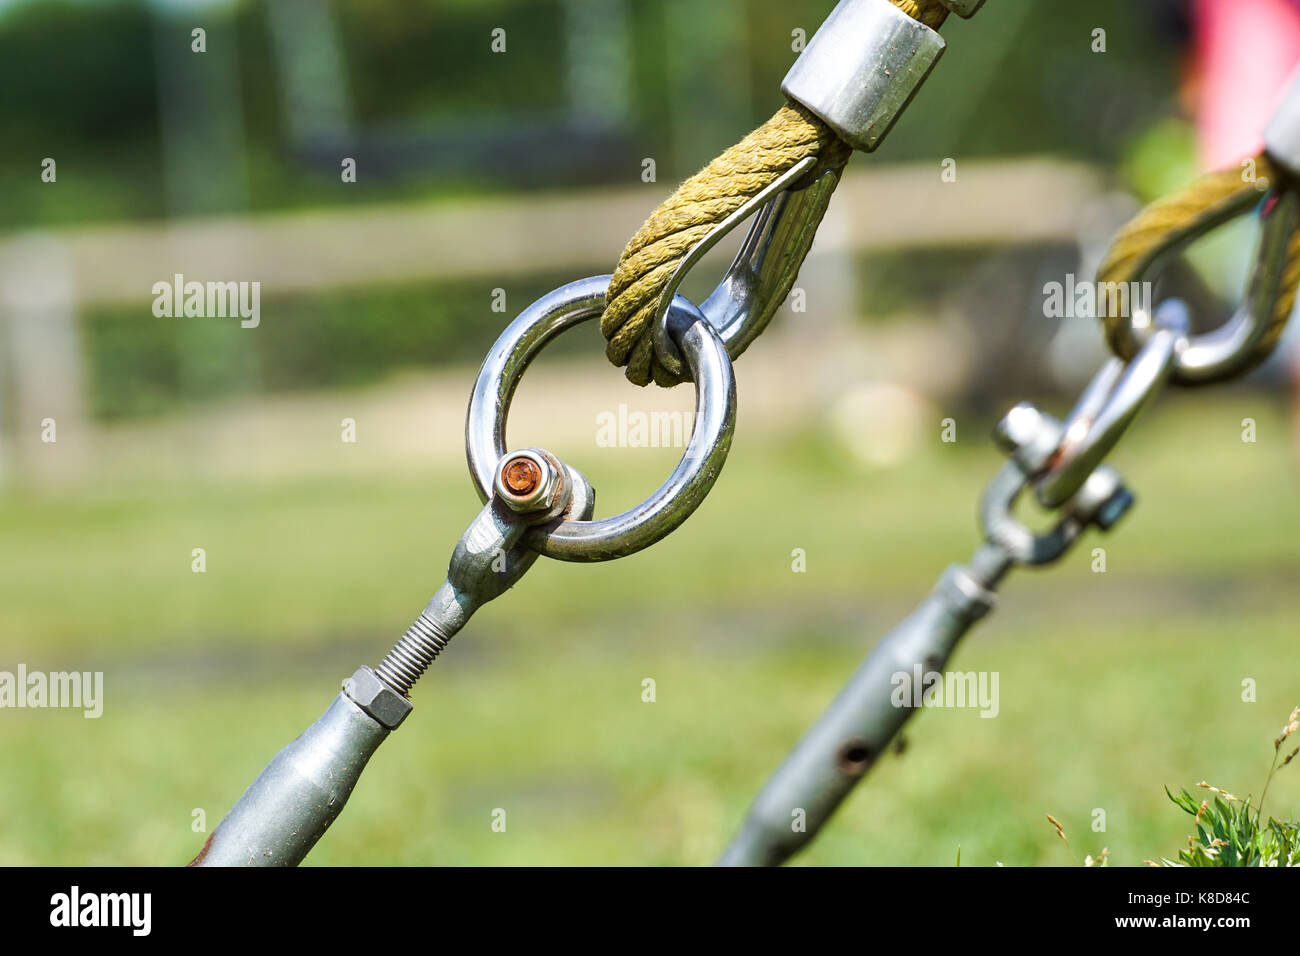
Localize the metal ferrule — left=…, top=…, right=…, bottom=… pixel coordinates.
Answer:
left=781, top=0, right=946, bottom=153
left=1265, top=63, right=1300, bottom=179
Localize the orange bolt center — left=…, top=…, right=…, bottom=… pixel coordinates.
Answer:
left=503, top=457, right=542, bottom=496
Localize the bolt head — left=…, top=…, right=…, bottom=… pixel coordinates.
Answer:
left=493, top=448, right=563, bottom=513
left=993, top=402, right=1045, bottom=454
left=503, top=456, right=542, bottom=496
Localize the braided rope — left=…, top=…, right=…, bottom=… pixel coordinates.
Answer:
left=602, top=103, right=850, bottom=386
left=600, top=0, right=949, bottom=387
left=893, top=0, right=951, bottom=30
left=1096, top=153, right=1300, bottom=377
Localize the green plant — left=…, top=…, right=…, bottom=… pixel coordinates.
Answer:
left=1040, top=812, right=1110, bottom=867
left=1154, top=707, right=1300, bottom=868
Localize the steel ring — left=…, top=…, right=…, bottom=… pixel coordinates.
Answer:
left=465, top=274, right=737, bottom=562
left=980, top=461, right=1082, bottom=565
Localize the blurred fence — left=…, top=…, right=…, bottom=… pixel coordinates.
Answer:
left=0, top=158, right=1107, bottom=481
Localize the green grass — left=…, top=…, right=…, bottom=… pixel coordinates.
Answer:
left=0, top=393, right=1297, bottom=865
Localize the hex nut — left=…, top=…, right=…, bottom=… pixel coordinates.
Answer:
left=343, top=666, right=412, bottom=730
left=493, top=448, right=564, bottom=514
left=1067, top=466, right=1134, bottom=532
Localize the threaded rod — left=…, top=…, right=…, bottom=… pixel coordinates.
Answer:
left=375, top=613, right=453, bottom=696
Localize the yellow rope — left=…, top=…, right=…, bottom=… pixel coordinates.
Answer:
left=1096, top=153, right=1300, bottom=376
left=893, top=0, right=951, bottom=30
left=602, top=104, right=850, bottom=386
left=601, top=0, right=948, bottom=387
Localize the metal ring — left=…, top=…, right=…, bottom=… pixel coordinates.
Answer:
left=980, top=461, right=1083, bottom=565
left=466, top=275, right=737, bottom=562
left=980, top=460, right=1131, bottom=566
left=649, top=157, right=838, bottom=378
left=1113, top=186, right=1300, bottom=384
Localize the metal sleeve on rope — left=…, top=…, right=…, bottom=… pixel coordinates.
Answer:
left=782, top=0, right=947, bottom=152
left=600, top=0, right=958, bottom=388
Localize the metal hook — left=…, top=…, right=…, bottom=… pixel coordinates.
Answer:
left=649, top=156, right=841, bottom=379
left=1034, top=300, right=1188, bottom=508
left=1112, top=181, right=1300, bottom=385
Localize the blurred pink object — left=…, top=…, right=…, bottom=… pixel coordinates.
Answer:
left=1194, top=0, right=1300, bottom=168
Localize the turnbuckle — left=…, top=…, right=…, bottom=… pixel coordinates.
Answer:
left=722, top=302, right=1193, bottom=865
left=719, top=398, right=1137, bottom=867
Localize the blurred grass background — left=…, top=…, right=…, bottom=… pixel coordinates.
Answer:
left=1, top=0, right=1298, bottom=867
left=1, top=390, right=1296, bottom=866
